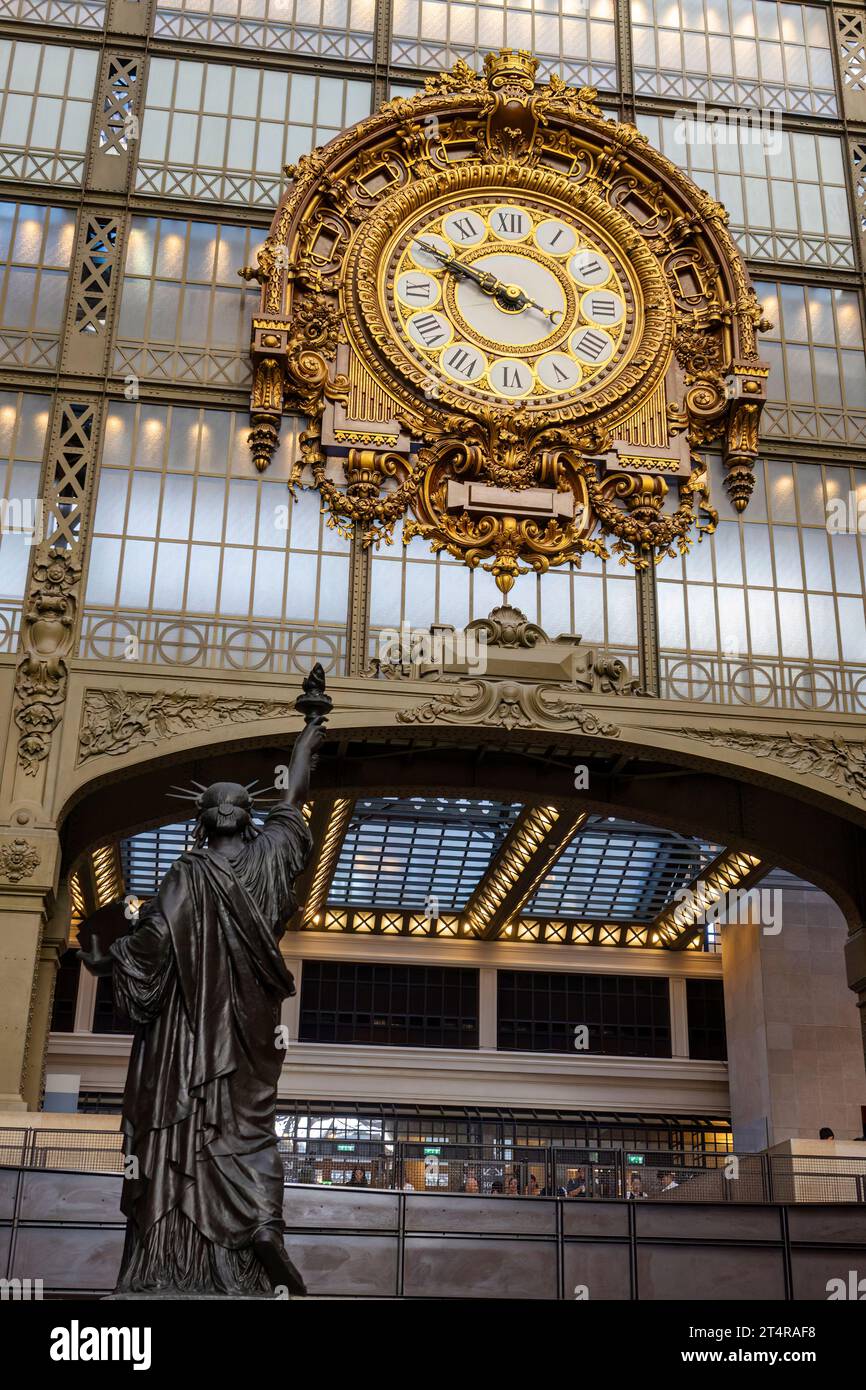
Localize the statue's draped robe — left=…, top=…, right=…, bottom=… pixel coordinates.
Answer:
left=109, top=804, right=312, bottom=1294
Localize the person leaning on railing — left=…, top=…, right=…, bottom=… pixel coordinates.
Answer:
left=656, top=1170, right=680, bottom=1196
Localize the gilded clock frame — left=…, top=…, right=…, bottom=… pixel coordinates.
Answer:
left=245, top=49, right=770, bottom=595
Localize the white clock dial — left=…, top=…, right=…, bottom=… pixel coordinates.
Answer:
left=454, top=252, right=565, bottom=348
left=570, top=249, right=613, bottom=287
left=441, top=341, right=487, bottom=383
left=534, top=218, right=577, bottom=257
left=536, top=352, right=582, bottom=392
left=385, top=193, right=635, bottom=410
left=406, top=309, right=452, bottom=350
left=487, top=205, right=532, bottom=241
left=442, top=209, right=486, bottom=247
left=396, top=270, right=441, bottom=309
left=580, top=289, right=625, bottom=327
left=488, top=358, right=534, bottom=398
left=571, top=326, right=615, bottom=365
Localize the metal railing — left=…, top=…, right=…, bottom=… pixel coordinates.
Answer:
left=4, top=1128, right=865, bottom=1203
left=280, top=1141, right=774, bottom=1201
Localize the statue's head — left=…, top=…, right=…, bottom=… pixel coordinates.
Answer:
left=193, top=782, right=257, bottom=846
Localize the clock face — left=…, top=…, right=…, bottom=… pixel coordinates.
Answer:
left=381, top=193, right=636, bottom=411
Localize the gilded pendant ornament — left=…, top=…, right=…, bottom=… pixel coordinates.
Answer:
left=245, top=48, right=768, bottom=594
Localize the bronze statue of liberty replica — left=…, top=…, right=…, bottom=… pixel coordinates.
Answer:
left=79, top=669, right=331, bottom=1298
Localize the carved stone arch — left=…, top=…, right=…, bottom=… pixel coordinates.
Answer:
left=59, top=693, right=866, bottom=916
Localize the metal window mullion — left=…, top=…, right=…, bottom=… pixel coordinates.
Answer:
left=731, top=494, right=753, bottom=678
left=112, top=405, right=137, bottom=614
left=789, top=459, right=817, bottom=675
left=211, top=424, right=233, bottom=642
left=0, top=201, right=17, bottom=325
left=637, top=558, right=660, bottom=695
left=764, top=469, right=789, bottom=698
left=249, top=460, right=266, bottom=643
left=30, top=204, right=46, bottom=339
left=139, top=413, right=161, bottom=623
left=372, top=0, right=392, bottom=107
left=822, top=459, right=849, bottom=675
left=615, top=0, right=634, bottom=119
left=22, top=41, right=43, bottom=161
left=790, top=463, right=823, bottom=679
left=142, top=209, right=161, bottom=364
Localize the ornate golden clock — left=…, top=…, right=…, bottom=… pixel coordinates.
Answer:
left=244, top=50, right=769, bottom=595
left=367, top=192, right=639, bottom=410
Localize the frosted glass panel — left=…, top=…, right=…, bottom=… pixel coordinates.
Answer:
left=0, top=390, right=50, bottom=652
left=0, top=39, right=97, bottom=185
left=391, top=0, right=617, bottom=90
left=369, top=521, right=638, bottom=677
left=658, top=455, right=866, bottom=712
left=81, top=402, right=349, bottom=675
left=0, top=202, right=76, bottom=369
left=638, top=115, right=853, bottom=269
left=138, top=58, right=372, bottom=204
left=631, top=0, right=836, bottom=116
left=155, top=0, right=376, bottom=60
left=755, top=280, right=866, bottom=445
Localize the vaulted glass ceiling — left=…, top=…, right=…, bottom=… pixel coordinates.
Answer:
left=526, top=817, right=721, bottom=924
left=328, top=797, right=523, bottom=912
left=116, top=800, right=726, bottom=941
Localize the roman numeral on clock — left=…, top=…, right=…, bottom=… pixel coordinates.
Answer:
left=589, top=295, right=617, bottom=319
left=573, top=329, right=609, bottom=361
left=495, top=210, right=525, bottom=235
left=445, top=347, right=479, bottom=378
left=490, top=360, right=530, bottom=395
left=450, top=216, right=480, bottom=241
left=574, top=253, right=604, bottom=280
left=404, top=279, right=433, bottom=300
left=413, top=313, right=447, bottom=346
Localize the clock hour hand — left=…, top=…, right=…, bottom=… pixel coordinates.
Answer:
left=514, top=293, right=562, bottom=325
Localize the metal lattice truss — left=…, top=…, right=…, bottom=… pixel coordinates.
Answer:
left=462, top=806, right=587, bottom=941
left=649, top=849, right=765, bottom=952
left=98, top=55, right=138, bottom=158
left=76, top=840, right=123, bottom=915
left=71, top=216, right=121, bottom=337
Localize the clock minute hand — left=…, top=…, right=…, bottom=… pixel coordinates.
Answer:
left=413, top=239, right=500, bottom=295
left=413, top=239, right=560, bottom=321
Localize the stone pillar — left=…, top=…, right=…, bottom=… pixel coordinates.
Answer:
left=19, top=883, right=69, bottom=1108
left=722, top=885, right=866, bottom=1150
left=479, top=967, right=497, bottom=1049
left=281, top=957, right=302, bottom=1044
left=0, top=891, right=49, bottom=1110
left=0, top=831, right=64, bottom=1110
left=669, top=976, right=689, bottom=1058
left=20, top=925, right=66, bottom=1109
